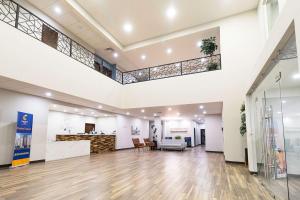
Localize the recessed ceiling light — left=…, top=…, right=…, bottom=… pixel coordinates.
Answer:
left=126, top=112, right=130, bottom=115
left=292, top=73, right=300, bottom=79
left=277, top=111, right=282, bottom=114
left=154, top=113, right=157, bottom=117
left=74, top=108, right=78, bottom=112
left=104, top=114, right=108, bottom=117
left=138, top=72, right=142, bottom=76
left=123, top=23, right=133, bottom=33
left=199, top=105, right=204, bottom=109
left=282, top=100, right=287, bottom=104
left=166, top=7, right=177, bottom=19
left=203, top=111, right=207, bottom=114
left=98, top=105, right=103, bottom=109
left=91, top=112, right=95, bottom=115
left=113, top=52, right=118, bottom=58
left=177, top=112, right=180, bottom=115
left=197, top=40, right=203, bottom=48
left=194, top=114, right=198, bottom=118
left=166, top=48, right=172, bottom=54
left=54, top=6, right=62, bottom=15
left=63, top=110, right=67, bottom=112
left=168, top=107, right=172, bottom=111
left=141, top=54, right=146, bottom=60
left=45, top=92, right=52, bottom=97
left=53, top=104, right=57, bottom=108
left=143, top=116, right=147, bottom=119
left=141, top=109, right=145, bottom=113
left=80, top=112, right=84, bottom=115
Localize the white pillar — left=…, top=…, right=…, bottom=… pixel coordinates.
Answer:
left=154, top=117, right=162, bottom=147
left=245, top=95, right=258, bottom=172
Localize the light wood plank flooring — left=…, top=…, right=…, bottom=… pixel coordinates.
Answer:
left=0, top=147, right=273, bottom=200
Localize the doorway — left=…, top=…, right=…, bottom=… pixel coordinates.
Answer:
left=201, top=129, right=206, bottom=145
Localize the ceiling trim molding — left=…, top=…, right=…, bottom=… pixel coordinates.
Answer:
left=65, top=0, right=124, bottom=50
left=65, top=0, right=256, bottom=52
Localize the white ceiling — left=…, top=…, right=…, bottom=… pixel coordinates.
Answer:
left=25, top=0, right=257, bottom=70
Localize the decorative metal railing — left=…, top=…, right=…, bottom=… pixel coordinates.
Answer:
left=122, top=54, right=221, bottom=84
left=0, top=0, right=221, bottom=85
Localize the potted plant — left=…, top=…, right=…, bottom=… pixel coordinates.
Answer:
left=200, top=37, right=218, bottom=56
left=175, top=136, right=181, bottom=140
left=200, top=37, right=219, bottom=71
left=240, top=103, right=246, bottom=136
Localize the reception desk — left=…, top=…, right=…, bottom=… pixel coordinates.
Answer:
left=56, top=134, right=116, bottom=153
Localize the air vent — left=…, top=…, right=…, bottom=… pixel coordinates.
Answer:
left=105, top=47, right=114, bottom=53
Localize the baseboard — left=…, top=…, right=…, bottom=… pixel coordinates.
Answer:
left=116, top=147, right=135, bottom=151
left=249, top=171, right=258, bottom=175
left=0, top=164, right=11, bottom=169
left=205, top=150, right=223, bottom=153
left=30, top=159, right=45, bottom=164
left=225, top=160, right=245, bottom=164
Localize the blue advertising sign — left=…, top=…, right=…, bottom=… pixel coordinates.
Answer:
left=12, top=112, right=33, bottom=167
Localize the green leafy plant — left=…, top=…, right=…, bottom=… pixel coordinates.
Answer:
left=240, top=103, right=246, bottom=136
left=200, top=37, right=218, bottom=56
left=175, top=136, right=182, bottom=140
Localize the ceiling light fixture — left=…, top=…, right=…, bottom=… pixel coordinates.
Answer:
left=80, top=112, right=84, bottom=115
left=166, top=48, right=172, bottom=54
left=197, top=40, right=203, bottom=48
left=194, top=114, right=198, bottom=118
left=74, top=108, right=78, bottom=112
left=126, top=112, right=130, bottom=115
left=104, top=114, right=108, bottom=117
left=53, top=104, right=57, bottom=108
left=292, top=73, right=300, bottom=79
left=141, top=109, right=145, bottom=113
left=199, top=105, right=204, bottom=109
left=45, top=92, right=52, bottom=97
left=54, top=6, right=62, bottom=15
left=168, top=107, right=172, bottom=111
left=63, top=110, right=67, bottom=113
left=166, top=7, right=177, bottom=19
left=123, top=23, right=133, bottom=33
left=203, top=111, right=207, bottom=114
left=153, top=113, right=157, bottom=117
left=141, top=54, right=146, bottom=60
left=113, top=52, right=118, bottom=58
left=282, top=100, right=287, bottom=104
left=98, top=105, right=103, bottom=109
left=177, top=112, right=180, bottom=115
left=91, top=112, right=95, bottom=115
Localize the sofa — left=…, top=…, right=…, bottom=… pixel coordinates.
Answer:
left=160, top=139, right=187, bottom=151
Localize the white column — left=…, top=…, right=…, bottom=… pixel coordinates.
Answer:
left=245, top=95, right=258, bottom=172
left=154, top=117, right=162, bottom=147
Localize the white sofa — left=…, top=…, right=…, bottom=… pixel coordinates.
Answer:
left=160, top=139, right=187, bottom=151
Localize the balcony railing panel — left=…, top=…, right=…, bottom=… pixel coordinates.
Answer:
left=0, top=0, right=222, bottom=85
left=0, top=0, right=16, bottom=26
left=71, top=42, right=94, bottom=68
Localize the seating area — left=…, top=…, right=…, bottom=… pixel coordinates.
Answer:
left=160, top=138, right=187, bottom=151
left=132, top=138, right=155, bottom=151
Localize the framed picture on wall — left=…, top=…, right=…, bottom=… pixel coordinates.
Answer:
left=131, top=126, right=140, bottom=135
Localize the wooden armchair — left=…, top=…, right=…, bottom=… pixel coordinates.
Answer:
left=144, top=138, right=155, bottom=150
left=132, top=138, right=144, bottom=151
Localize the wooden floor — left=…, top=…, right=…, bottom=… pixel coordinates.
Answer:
left=0, top=147, right=273, bottom=200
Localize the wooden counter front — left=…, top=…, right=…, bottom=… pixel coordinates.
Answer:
left=56, top=135, right=115, bottom=153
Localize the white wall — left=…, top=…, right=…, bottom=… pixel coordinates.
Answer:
left=96, top=117, right=117, bottom=134
left=116, top=115, right=149, bottom=149
left=0, top=89, right=49, bottom=165
left=205, top=114, right=224, bottom=152
left=163, top=119, right=196, bottom=147
left=47, top=111, right=97, bottom=142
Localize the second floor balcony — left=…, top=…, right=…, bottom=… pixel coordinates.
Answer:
left=0, top=0, right=221, bottom=85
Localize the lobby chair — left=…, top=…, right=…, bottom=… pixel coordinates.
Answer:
left=144, top=138, right=155, bottom=150
left=132, top=138, right=145, bottom=151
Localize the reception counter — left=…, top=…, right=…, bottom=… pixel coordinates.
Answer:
left=56, top=134, right=116, bottom=153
